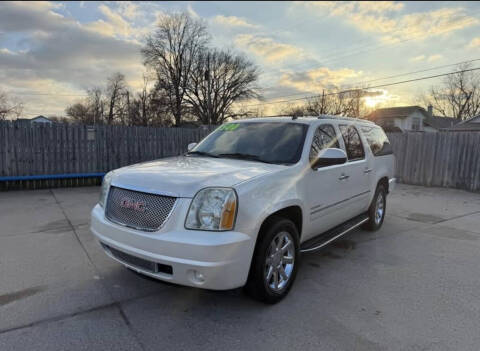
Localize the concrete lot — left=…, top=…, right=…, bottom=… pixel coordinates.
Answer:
left=1, top=184, right=480, bottom=351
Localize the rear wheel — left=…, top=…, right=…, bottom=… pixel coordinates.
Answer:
left=245, top=217, right=299, bottom=304
left=364, top=184, right=387, bottom=231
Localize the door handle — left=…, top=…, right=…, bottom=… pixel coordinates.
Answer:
left=338, top=174, right=350, bottom=180
left=364, top=168, right=373, bottom=174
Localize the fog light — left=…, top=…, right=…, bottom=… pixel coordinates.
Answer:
left=194, top=271, right=205, bottom=283
left=188, top=269, right=206, bottom=284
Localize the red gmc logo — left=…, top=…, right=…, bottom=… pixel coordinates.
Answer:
left=119, top=198, right=146, bottom=212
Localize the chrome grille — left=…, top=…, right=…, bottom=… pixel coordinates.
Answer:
left=105, top=186, right=176, bottom=231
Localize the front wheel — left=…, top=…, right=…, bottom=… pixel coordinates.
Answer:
left=245, top=217, right=299, bottom=304
left=364, top=184, right=387, bottom=231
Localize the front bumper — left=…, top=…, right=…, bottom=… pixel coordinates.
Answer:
left=90, top=204, right=255, bottom=290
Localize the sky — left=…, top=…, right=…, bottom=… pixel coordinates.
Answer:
left=1, top=1, right=480, bottom=118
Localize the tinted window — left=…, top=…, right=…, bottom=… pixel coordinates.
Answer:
left=192, top=122, right=307, bottom=164
left=360, top=126, right=393, bottom=156
left=309, top=124, right=340, bottom=164
left=339, top=125, right=365, bottom=161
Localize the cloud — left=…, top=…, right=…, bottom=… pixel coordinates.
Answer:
left=279, top=67, right=363, bottom=92
left=296, top=2, right=478, bottom=43
left=410, top=55, right=426, bottom=62
left=235, top=34, right=302, bottom=62
left=0, top=1, right=146, bottom=115
left=186, top=3, right=199, bottom=19
left=0, top=48, right=16, bottom=55
left=213, top=15, right=259, bottom=29
left=409, top=54, right=443, bottom=63
left=427, top=54, right=442, bottom=62
left=468, top=37, right=480, bottom=48
left=86, top=4, right=133, bottom=38
left=116, top=1, right=139, bottom=20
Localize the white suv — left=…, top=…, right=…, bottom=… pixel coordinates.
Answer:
left=91, top=116, right=395, bottom=303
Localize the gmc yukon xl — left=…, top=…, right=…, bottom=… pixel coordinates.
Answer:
left=91, top=116, right=395, bottom=303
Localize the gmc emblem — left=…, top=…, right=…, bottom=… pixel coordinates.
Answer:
left=119, top=197, right=146, bottom=212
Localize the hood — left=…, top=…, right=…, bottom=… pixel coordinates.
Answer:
left=110, top=156, right=284, bottom=197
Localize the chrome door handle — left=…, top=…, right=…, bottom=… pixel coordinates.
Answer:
left=364, top=168, right=373, bottom=174
left=338, top=174, right=350, bottom=180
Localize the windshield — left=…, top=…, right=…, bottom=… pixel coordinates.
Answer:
left=189, top=122, right=308, bottom=165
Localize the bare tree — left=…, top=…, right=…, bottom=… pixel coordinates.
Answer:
left=142, top=13, right=209, bottom=126
left=185, top=49, right=260, bottom=124
left=65, top=102, right=90, bottom=124
left=65, top=87, right=105, bottom=125
left=0, top=91, right=23, bottom=120
left=423, top=63, right=480, bottom=120
left=105, top=72, right=127, bottom=125
left=134, top=75, right=153, bottom=126
left=280, top=89, right=375, bottom=118
left=87, top=87, right=105, bottom=125
left=280, top=104, right=308, bottom=118
left=48, top=116, right=71, bottom=124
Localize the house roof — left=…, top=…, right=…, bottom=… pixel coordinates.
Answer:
left=31, top=115, right=51, bottom=121
left=424, top=116, right=459, bottom=129
left=368, top=106, right=461, bottom=130
left=15, top=115, right=53, bottom=123
left=367, top=106, right=429, bottom=120
left=444, top=115, right=480, bottom=131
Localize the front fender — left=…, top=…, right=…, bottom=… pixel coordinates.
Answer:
left=234, top=166, right=306, bottom=241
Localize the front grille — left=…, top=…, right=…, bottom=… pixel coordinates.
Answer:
left=105, top=186, right=176, bottom=231
left=102, top=244, right=173, bottom=274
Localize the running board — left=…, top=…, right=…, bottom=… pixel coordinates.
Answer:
left=300, top=213, right=369, bottom=253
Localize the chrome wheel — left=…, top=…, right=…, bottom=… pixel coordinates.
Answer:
left=264, top=231, right=295, bottom=292
left=375, top=192, right=385, bottom=225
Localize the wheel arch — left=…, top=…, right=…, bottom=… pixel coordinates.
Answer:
left=378, top=176, right=389, bottom=193
left=257, top=205, right=303, bottom=240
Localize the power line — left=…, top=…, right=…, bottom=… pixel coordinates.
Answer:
left=257, top=11, right=480, bottom=84
left=242, top=67, right=480, bottom=108
left=257, top=58, right=480, bottom=101
left=7, top=92, right=87, bottom=97
left=12, top=58, right=480, bottom=102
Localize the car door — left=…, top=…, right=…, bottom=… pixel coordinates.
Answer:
left=303, top=123, right=352, bottom=240
left=337, top=124, right=372, bottom=219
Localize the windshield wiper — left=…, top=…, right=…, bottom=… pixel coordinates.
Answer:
left=217, top=153, right=277, bottom=164
left=186, top=151, right=219, bottom=158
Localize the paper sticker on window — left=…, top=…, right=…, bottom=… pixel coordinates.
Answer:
left=219, top=124, right=240, bottom=131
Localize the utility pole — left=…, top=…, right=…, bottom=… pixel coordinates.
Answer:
left=205, top=52, right=212, bottom=126
left=126, top=90, right=130, bottom=126
left=355, top=89, right=361, bottom=117
left=321, top=89, right=325, bottom=115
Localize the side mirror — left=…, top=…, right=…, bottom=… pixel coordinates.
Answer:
left=187, top=142, right=197, bottom=152
left=313, top=148, right=347, bottom=169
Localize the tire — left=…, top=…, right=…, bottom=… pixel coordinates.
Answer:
left=363, top=184, right=387, bottom=231
left=245, top=216, right=300, bottom=304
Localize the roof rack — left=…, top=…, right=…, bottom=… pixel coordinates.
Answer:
left=288, top=114, right=375, bottom=124
left=317, top=114, right=374, bottom=123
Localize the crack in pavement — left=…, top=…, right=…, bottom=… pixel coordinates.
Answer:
left=47, top=189, right=147, bottom=351
left=0, top=291, right=159, bottom=337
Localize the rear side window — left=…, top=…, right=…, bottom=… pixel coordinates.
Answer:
left=360, top=126, right=393, bottom=156
left=339, top=125, right=365, bottom=161
left=309, top=124, right=340, bottom=164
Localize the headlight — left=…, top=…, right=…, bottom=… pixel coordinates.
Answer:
left=185, top=188, right=237, bottom=231
left=99, top=171, right=113, bottom=208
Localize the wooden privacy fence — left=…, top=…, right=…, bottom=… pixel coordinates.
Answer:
left=0, top=122, right=479, bottom=192
left=0, top=122, right=215, bottom=189
left=387, top=132, right=480, bottom=192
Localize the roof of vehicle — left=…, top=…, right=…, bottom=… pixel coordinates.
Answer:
left=234, top=115, right=376, bottom=126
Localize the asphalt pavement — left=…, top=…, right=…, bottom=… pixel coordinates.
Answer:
left=1, top=184, right=480, bottom=350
